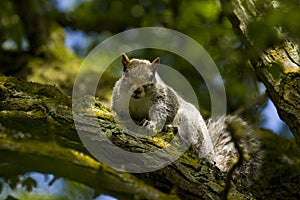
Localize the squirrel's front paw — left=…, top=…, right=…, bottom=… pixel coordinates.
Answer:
left=141, top=119, right=157, bottom=132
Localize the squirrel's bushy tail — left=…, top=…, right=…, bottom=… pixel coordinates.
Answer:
left=206, top=115, right=263, bottom=183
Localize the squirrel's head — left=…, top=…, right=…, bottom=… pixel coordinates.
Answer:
left=121, top=53, right=160, bottom=84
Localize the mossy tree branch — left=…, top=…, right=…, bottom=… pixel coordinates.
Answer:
left=0, top=75, right=250, bottom=199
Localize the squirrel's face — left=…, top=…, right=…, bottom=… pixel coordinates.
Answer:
left=131, top=83, right=155, bottom=99
left=120, top=54, right=160, bottom=94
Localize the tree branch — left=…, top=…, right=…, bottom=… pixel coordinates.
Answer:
left=0, top=75, right=250, bottom=199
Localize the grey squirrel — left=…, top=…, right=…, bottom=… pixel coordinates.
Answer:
left=112, top=54, right=261, bottom=176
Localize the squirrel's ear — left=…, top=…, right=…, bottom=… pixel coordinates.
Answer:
left=151, top=57, right=160, bottom=72
left=122, top=53, right=130, bottom=71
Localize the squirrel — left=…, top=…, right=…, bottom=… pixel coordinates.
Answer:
left=112, top=54, right=262, bottom=177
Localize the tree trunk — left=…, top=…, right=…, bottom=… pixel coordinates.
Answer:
left=220, top=0, right=300, bottom=145
left=11, top=0, right=49, bottom=53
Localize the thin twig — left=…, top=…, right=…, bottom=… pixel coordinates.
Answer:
left=220, top=121, right=245, bottom=200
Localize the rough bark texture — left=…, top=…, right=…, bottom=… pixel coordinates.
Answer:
left=220, top=0, right=300, bottom=145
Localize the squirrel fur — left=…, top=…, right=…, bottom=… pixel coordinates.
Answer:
left=112, top=54, right=262, bottom=176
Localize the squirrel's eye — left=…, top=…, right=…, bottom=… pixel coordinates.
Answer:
left=149, top=74, right=155, bottom=81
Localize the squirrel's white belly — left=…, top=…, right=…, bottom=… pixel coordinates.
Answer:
left=129, top=96, right=152, bottom=121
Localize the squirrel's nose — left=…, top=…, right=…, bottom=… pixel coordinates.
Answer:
left=132, top=87, right=144, bottom=99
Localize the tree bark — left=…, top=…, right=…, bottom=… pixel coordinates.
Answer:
left=220, top=0, right=300, bottom=145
